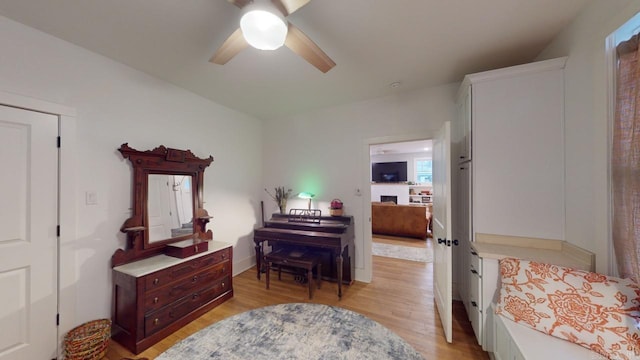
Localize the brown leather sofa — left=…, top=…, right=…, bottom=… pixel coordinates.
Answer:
left=371, top=202, right=429, bottom=239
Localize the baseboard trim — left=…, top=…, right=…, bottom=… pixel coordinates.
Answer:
left=233, top=255, right=256, bottom=277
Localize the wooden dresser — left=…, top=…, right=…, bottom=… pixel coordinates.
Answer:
left=112, top=241, right=233, bottom=354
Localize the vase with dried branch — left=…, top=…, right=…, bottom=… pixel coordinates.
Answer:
left=265, top=186, right=292, bottom=214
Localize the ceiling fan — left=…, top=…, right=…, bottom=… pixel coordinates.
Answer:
left=210, top=0, right=336, bottom=73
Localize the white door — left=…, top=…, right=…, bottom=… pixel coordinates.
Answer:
left=0, top=105, right=59, bottom=359
left=433, top=121, right=453, bottom=343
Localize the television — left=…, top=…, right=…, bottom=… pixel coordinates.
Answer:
left=371, top=161, right=408, bottom=183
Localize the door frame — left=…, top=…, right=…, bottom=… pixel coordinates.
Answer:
left=361, top=131, right=436, bottom=282
left=0, top=91, right=77, bottom=358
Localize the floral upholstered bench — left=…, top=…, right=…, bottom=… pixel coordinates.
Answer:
left=493, top=258, right=640, bottom=360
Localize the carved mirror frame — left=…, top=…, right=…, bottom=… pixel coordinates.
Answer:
left=112, top=143, right=213, bottom=267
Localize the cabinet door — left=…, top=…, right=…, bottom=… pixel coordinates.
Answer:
left=473, top=67, right=564, bottom=240
left=454, top=159, right=472, bottom=306
left=455, top=85, right=472, bottom=163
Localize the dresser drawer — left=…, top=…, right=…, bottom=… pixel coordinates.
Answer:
left=145, top=294, right=193, bottom=336
left=143, top=261, right=230, bottom=313
left=144, top=248, right=230, bottom=290
left=144, top=275, right=231, bottom=337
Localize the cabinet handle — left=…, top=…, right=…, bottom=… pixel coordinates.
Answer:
left=222, top=267, right=225, bottom=273
left=192, top=275, right=198, bottom=283
left=470, top=251, right=478, bottom=256
left=437, top=238, right=446, bottom=245
left=153, top=297, right=159, bottom=304
left=192, top=293, right=199, bottom=300
left=222, top=282, right=225, bottom=288
left=154, top=318, right=159, bottom=326
left=460, top=156, right=465, bottom=159
left=195, top=245, right=199, bottom=252
left=222, top=253, right=226, bottom=259
left=153, top=278, right=159, bottom=285
left=471, top=301, right=478, bottom=308
left=470, top=269, right=478, bottom=275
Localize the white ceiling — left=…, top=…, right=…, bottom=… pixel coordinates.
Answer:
left=0, top=0, right=591, bottom=119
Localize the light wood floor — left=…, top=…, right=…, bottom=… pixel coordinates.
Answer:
left=373, top=234, right=429, bottom=248
left=106, top=246, right=488, bottom=360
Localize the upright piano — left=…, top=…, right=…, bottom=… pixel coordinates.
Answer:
left=253, top=212, right=355, bottom=297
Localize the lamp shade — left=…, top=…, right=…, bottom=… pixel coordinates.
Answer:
left=297, top=192, right=315, bottom=199
left=240, top=10, right=287, bottom=50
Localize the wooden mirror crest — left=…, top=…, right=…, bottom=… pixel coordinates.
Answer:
left=112, top=143, right=213, bottom=267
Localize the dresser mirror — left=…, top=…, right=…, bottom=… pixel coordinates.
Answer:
left=147, top=174, right=194, bottom=243
left=112, top=143, right=214, bottom=266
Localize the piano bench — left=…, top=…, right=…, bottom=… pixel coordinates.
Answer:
left=264, top=249, right=322, bottom=299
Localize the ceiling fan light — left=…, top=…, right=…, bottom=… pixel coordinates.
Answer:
left=240, top=10, right=288, bottom=50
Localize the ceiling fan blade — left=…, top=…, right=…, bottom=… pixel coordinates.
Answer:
left=271, top=0, right=310, bottom=16
left=210, top=28, right=249, bottom=65
left=284, top=22, right=335, bottom=73
left=228, top=0, right=252, bottom=9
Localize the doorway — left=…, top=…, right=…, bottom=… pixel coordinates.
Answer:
left=0, top=91, right=77, bottom=360
left=368, top=139, right=433, bottom=269
left=0, top=105, right=59, bottom=360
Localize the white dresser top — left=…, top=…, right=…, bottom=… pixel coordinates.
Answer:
left=113, top=240, right=232, bottom=278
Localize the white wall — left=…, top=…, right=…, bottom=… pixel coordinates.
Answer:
left=536, top=0, right=640, bottom=274
left=262, top=84, right=458, bottom=280
left=0, top=15, right=263, bottom=334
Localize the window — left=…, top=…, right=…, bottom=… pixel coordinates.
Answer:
left=609, top=13, right=640, bottom=280
left=415, top=158, right=432, bottom=184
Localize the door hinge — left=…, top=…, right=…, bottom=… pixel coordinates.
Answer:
left=57, top=136, right=61, bottom=148
left=56, top=225, right=60, bottom=237
left=56, top=313, right=60, bottom=326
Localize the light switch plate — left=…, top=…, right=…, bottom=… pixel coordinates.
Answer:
left=86, top=191, right=98, bottom=205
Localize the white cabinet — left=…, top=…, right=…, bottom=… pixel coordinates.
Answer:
left=454, top=57, right=569, bottom=352
left=466, top=237, right=594, bottom=355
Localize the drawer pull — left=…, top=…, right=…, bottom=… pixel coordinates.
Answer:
left=470, top=269, right=478, bottom=275
left=192, top=293, right=199, bottom=300
left=192, top=275, right=198, bottom=283
left=195, top=245, right=199, bottom=252
left=153, top=297, right=159, bottom=304
left=471, top=301, right=478, bottom=308
left=470, top=251, right=478, bottom=256
left=222, top=253, right=226, bottom=259
left=222, top=282, right=225, bottom=288
left=154, top=318, right=159, bottom=326
left=222, top=267, right=225, bottom=273
left=153, top=278, right=160, bottom=285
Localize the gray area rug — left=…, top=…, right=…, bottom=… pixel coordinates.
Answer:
left=156, top=303, right=424, bottom=360
left=372, top=243, right=433, bottom=263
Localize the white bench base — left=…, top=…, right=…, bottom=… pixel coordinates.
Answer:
left=491, top=307, right=602, bottom=360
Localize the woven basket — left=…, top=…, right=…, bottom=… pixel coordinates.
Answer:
left=64, top=319, right=111, bottom=360
left=329, top=208, right=343, bottom=216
